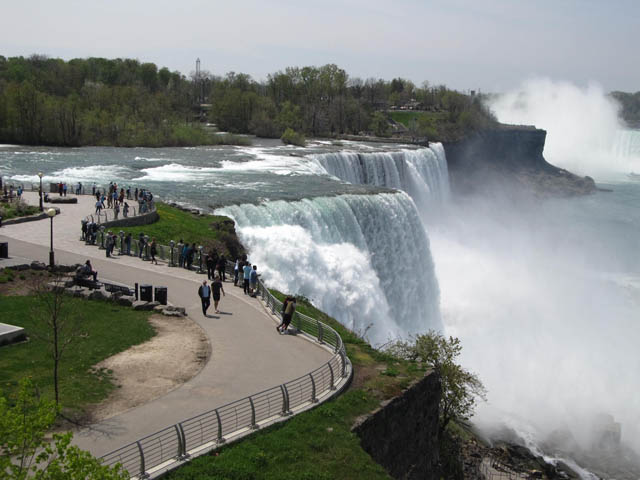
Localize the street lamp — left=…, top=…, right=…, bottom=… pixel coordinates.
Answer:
left=169, top=240, right=175, bottom=267
left=47, top=208, right=56, bottom=267
left=197, top=246, right=204, bottom=274
left=38, top=172, right=44, bottom=212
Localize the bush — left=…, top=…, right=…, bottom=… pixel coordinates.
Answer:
left=281, top=128, right=306, bottom=146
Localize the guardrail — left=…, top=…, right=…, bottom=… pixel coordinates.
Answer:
left=84, top=202, right=155, bottom=225
left=99, top=274, right=351, bottom=479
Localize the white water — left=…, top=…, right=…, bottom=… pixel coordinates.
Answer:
left=310, top=144, right=450, bottom=208
left=218, top=192, right=441, bottom=345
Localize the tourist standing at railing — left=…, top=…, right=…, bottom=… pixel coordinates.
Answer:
left=105, top=232, right=114, bottom=258
left=150, top=238, right=158, bottom=265
left=250, top=265, right=258, bottom=296
left=186, top=243, right=196, bottom=270
left=212, top=274, right=225, bottom=313
left=124, top=232, right=132, bottom=255
left=277, top=296, right=296, bottom=333
left=114, top=202, right=120, bottom=219
left=138, top=233, right=146, bottom=258
left=178, top=240, right=185, bottom=268
left=123, top=202, right=129, bottom=218
left=180, top=242, right=188, bottom=268
left=233, top=258, right=240, bottom=286
left=198, top=280, right=212, bottom=316
left=206, top=250, right=217, bottom=280
left=119, top=188, right=125, bottom=205
left=242, top=261, right=252, bottom=294
left=217, top=254, right=227, bottom=281
left=92, top=183, right=96, bottom=195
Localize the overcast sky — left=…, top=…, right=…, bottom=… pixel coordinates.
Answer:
left=2, top=0, right=639, bottom=92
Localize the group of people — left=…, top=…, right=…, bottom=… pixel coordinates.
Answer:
left=1, top=184, right=23, bottom=200
left=91, top=182, right=154, bottom=220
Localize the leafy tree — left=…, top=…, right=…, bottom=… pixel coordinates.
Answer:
left=386, top=331, right=486, bottom=435
left=281, top=127, right=306, bottom=146
left=369, top=111, right=391, bottom=137
left=0, top=378, right=128, bottom=479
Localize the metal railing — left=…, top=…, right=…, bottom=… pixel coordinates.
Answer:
left=99, top=275, right=351, bottom=479
left=85, top=202, right=155, bottom=225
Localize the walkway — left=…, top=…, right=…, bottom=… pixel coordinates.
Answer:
left=0, top=192, right=331, bottom=457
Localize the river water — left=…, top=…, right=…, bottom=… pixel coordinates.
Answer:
left=2, top=133, right=639, bottom=478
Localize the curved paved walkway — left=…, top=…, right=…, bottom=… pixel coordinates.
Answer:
left=0, top=192, right=331, bottom=456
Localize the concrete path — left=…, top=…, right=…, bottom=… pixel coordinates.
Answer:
left=0, top=192, right=331, bottom=457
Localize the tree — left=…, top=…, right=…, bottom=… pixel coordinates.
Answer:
left=0, top=378, right=128, bottom=479
left=369, top=111, right=391, bottom=137
left=30, top=274, right=80, bottom=408
left=386, top=331, right=486, bottom=435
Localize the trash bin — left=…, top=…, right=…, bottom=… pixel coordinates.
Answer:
left=0, top=242, right=8, bottom=258
left=154, top=286, right=167, bottom=305
left=140, top=284, right=153, bottom=302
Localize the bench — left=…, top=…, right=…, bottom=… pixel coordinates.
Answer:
left=73, top=275, right=101, bottom=290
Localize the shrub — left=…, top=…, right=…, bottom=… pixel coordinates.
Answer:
left=281, top=128, right=306, bottom=146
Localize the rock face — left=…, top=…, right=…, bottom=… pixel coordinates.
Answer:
left=352, top=370, right=441, bottom=480
left=444, top=126, right=597, bottom=197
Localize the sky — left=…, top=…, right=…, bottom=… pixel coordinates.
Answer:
left=2, top=0, right=639, bottom=93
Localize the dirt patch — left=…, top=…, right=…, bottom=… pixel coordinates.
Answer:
left=350, top=363, right=381, bottom=391
left=85, top=314, right=210, bottom=422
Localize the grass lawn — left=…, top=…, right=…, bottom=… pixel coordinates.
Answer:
left=166, top=295, right=428, bottom=480
left=119, top=203, right=243, bottom=258
left=0, top=291, right=155, bottom=413
left=0, top=199, right=40, bottom=220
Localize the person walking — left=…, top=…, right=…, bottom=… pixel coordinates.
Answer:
left=242, top=261, right=252, bottom=295
left=211, top=274, right=225, bottom=313
left=198, top=280, right=212, bottom=316
left=138, top=233, right=146, bottom=258
left=95, top=199, right=102, bottom=215
left=277, top=296, right=296, bottom=333
left=105, top=232, right=113, bottom=258
left=123, top=202, right=129, bottom=218
left=234, top=258, right=240, bottom=286
left=114, top=202, right=120, bottom=219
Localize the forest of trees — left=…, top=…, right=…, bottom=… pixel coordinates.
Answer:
left=0, top=55, right=496, bottom=147
left=611, top=91, right=640, bottom=127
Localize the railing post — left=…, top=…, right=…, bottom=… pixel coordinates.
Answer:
left=136, top=441, right=148, bottom=479
left=280, top=385, right=291, bottom=416
left=174, top=424, right=185, bottom=458
left=309, top=373, right=318, bottom=403
left=340, top=350, right=347, bottom=378
left=215, top=409, right=225, bottom=444
left=328, top=362, right=336, bottom=390
left=249, top=397, right=258, bottom=429
left=317, top=321, right=323, bottom=344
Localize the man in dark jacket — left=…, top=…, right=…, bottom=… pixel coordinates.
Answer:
left=198, top=280, right=212, bottom=316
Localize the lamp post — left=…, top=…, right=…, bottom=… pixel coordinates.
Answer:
left=169, top=240, right=175, bottom=267
left=198, top=246, right=204, bottom=274
left=38, top=172, right=44, bottom=212
left=47, top=208, right=56, bottom=267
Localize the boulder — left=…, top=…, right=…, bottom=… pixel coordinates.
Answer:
left=116, top=296, right=134, bottom=307
left=88, top=289, right=108, bottom=301
left=7, top=264, right=30, bottom=271
left=164, top=305, right=186, bottom=315
left=133, top=300, right=160, bottom=311
left=162, top=309, right=184, bottom=317
left=30, top=261, right=47, bottom=271
left=47, top=282, right=65, bottom=292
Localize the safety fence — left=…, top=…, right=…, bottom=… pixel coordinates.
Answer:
left=84, top=201, right=155, bottom=225
left=99, top=273, right=351, bottom=479
left=479, top=457, right=531, bottom=480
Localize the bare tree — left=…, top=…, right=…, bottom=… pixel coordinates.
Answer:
left=30, top=272, right=80, bottom=408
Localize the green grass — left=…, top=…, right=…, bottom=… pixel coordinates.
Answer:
left=388, top=110, right=446, bottom=128
left=0, top=200, right=40, bottom=220
left=0, top=295, right=155, bottom=413
left=166, top=294, right=428, bottom=480
left=119, top=203, right=244, bottom=258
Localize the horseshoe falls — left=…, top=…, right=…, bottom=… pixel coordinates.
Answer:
left=310, top=144, right=450, bottom=210
left=219, top=192, right=441, bottom=344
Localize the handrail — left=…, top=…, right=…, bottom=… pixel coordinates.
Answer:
left=84, top=202, right=154, bottom=225
left=99, top=273, right=352, bottom=479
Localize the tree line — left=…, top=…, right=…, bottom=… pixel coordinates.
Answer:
left=0, top=55, right=497, bottom=147
left=611, top=91, right=640, bottom=127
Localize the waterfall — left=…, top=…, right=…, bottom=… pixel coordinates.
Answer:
left=613, top=129, right=640, bottom=172
left=218, top=192, right=441, bottom=345
left=310, top=144, right=450, bottom=209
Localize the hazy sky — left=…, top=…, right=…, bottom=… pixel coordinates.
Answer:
left=2, top=0, right=639, bottom=92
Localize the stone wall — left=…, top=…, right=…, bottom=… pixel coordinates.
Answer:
left=444, top=126, right=596, bottom=197
left=352, top=370, right=441, bottom=480
left=99, top=210, right=159, bottom=229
